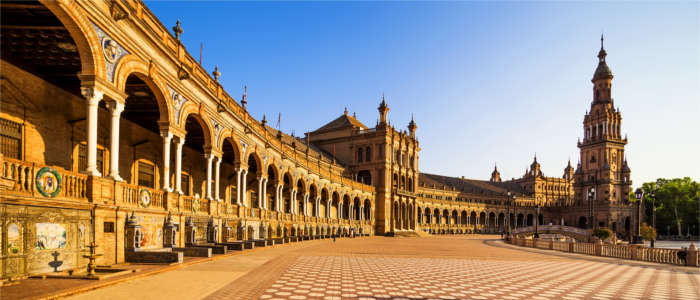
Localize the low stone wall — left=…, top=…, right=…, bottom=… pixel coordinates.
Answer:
left=172, top=247, right=212, bottom=258
left=507, top=237, right=699, bottom=267
left=125, top=250, right=183, bottom=264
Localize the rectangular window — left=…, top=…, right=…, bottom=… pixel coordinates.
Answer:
left=0, top=118, right=22, bottom=159
left=104, top=222, right=115, bottom=233
left=181, top=173, right=190, bottom=195
left=138, top=161, right=155, bottom=188
left=78, top=144, right=105, bottom=174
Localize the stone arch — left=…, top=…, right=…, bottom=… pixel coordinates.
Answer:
left=40, top=0, right=103, bottom=79
left=180, top=109, right=214, bottom=149
left=113, top=57, right=171, bottom=120
left=246, top=151, right=264, bottom=176
left=221, top=135, right=242, bottom=166
left=320, top=188, right=329, bottom=218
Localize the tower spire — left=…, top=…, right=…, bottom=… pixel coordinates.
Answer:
left=378, top=94, right=389, bottom=125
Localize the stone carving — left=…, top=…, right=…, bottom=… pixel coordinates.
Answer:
left=211, top=118, right=223, bottom=147
left=168, top=85, right=188, bottom=124
left=92, top=23, right=129, bottom=82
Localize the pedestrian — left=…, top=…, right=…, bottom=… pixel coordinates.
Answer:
left=333, top=233, right=336, bottom=242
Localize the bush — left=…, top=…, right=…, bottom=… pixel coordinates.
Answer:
left=640, top=222, right=657, bottom=241
left=593, top=228, right=612, bottom=241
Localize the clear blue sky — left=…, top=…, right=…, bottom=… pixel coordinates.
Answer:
left=146, top=1, right=699, bottom=187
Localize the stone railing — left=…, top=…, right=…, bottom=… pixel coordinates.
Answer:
left=508, top=237, right=698, bottom=267
left=1, top=156, right=88, bottom=202
left=118, top=182, right=165, bottom=209
left=513, top=225, right=588, bottom=236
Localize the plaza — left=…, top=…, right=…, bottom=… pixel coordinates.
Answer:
left=1, top=1, right=698, bottom=298
left=1, top=235, right=695, bottom=299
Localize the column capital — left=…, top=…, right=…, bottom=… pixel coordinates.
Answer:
left=81, top=86, right=104, bottom=104
left=175, top=135, right=185, bottom=146
left=106, top=100, right=124, bottom=114
left=160, top=130, right=173, bottom=140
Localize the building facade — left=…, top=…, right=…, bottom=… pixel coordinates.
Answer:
left=0, top=0, right=634, bottom=279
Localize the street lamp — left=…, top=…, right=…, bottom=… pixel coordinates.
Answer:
left=506, top=191, right=513, bottom=240
left=587, top=187, right=596, bottom=229
left=632, top=188, right=644, bottom=244
left=534, top=204, right=540, bottom=238
left=650, top=190, right=656, bottom=248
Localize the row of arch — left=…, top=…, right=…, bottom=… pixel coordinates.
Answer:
left=35, top=1, right=374, bottom=209
left=417, top=207, right=545, bottom=230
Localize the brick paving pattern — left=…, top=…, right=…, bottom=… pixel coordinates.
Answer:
left=50, top=236, right=700, bottom=300
left=258, top=256, right=699, bottom=300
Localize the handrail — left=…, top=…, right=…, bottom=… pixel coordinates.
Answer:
left=508, top=237, right=697, bottom=267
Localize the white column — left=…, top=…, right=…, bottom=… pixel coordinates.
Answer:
left=339, top=202, right=343, bottom=219
left=276, top=184, right=282, bottom=211
left=175, top=137, right=184, bottom=194
left=304, top=193, right=309, bottom=216
left=81, top=87, right=104, bottom=176
left=214, top=156, right=221, bottom=201
left=257, top=177, right=264, bottom=208
left=161, top=131, right=173, bottom=191
left=291, top=190, right=297, bottom=214
left=327, top=200, right=331, bottom=218
left=235, top=168, right=243, bottom=205
left=316, top=197, right=321, bottom=217
left=360, top=205, right=364, bottom=221
left=241, top=169, right=248, bottom=206
left=106, top=101, right=124, bottom=181
left=205, top=154, right=214, bottom=200
left=262, top=178, right=268, bottom=209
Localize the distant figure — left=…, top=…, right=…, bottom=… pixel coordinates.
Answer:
left=678, top=248, right=688, bottom=265
left=332, top=234, right=336, bottom=242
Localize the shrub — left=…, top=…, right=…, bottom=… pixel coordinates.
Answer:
left=593, top=228, right=612, bottom=241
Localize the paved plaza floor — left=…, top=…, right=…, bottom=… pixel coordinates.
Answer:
left=53, top=236, right=700, bottom=299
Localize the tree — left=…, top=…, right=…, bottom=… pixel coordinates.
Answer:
left=639, top=177, right=699, bottom=236
left=640, top=222, right=657, bottom=241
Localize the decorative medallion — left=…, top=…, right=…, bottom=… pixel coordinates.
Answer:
left=240, top=141, right=248, bottom=155
left=139, top=188, right=152, bottom=208
left=92, top=23, right=129, bottom=82
left=168, top=86, right=188, bottom=124
left=36, top=167, right=62, bottom=198
left=192, top=196, right=201, bottom=214
left=211, top=118, right=223, bottom=147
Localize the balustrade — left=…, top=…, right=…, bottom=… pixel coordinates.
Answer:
left=508, top=237, right=697, bottom=267
left=1, top=157, right=88, bottom=201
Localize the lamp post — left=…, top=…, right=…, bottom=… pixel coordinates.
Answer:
left=587, top=187, right=595, bottom=230
left=534, top=204, right=540, bottom=238
left=632, top=188, right=644, bottom=244
left=506, top=191, right=512, bottom=240
left=650, top=191, right=656, bottom=248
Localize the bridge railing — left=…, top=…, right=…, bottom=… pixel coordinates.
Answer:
left=513, top=225, right=588, bottom=236
left=507, top=237, right=698, bottom=267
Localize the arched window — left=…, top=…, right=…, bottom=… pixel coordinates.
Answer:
left=357, top=147, right=363, bottom=163
left=365, top=147, right=371, bottom=162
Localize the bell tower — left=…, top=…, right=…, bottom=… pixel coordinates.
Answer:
left=573, top=36, right=632, bottom=231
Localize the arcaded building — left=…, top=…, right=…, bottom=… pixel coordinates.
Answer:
left=0, top=0, right=634, bottom=279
